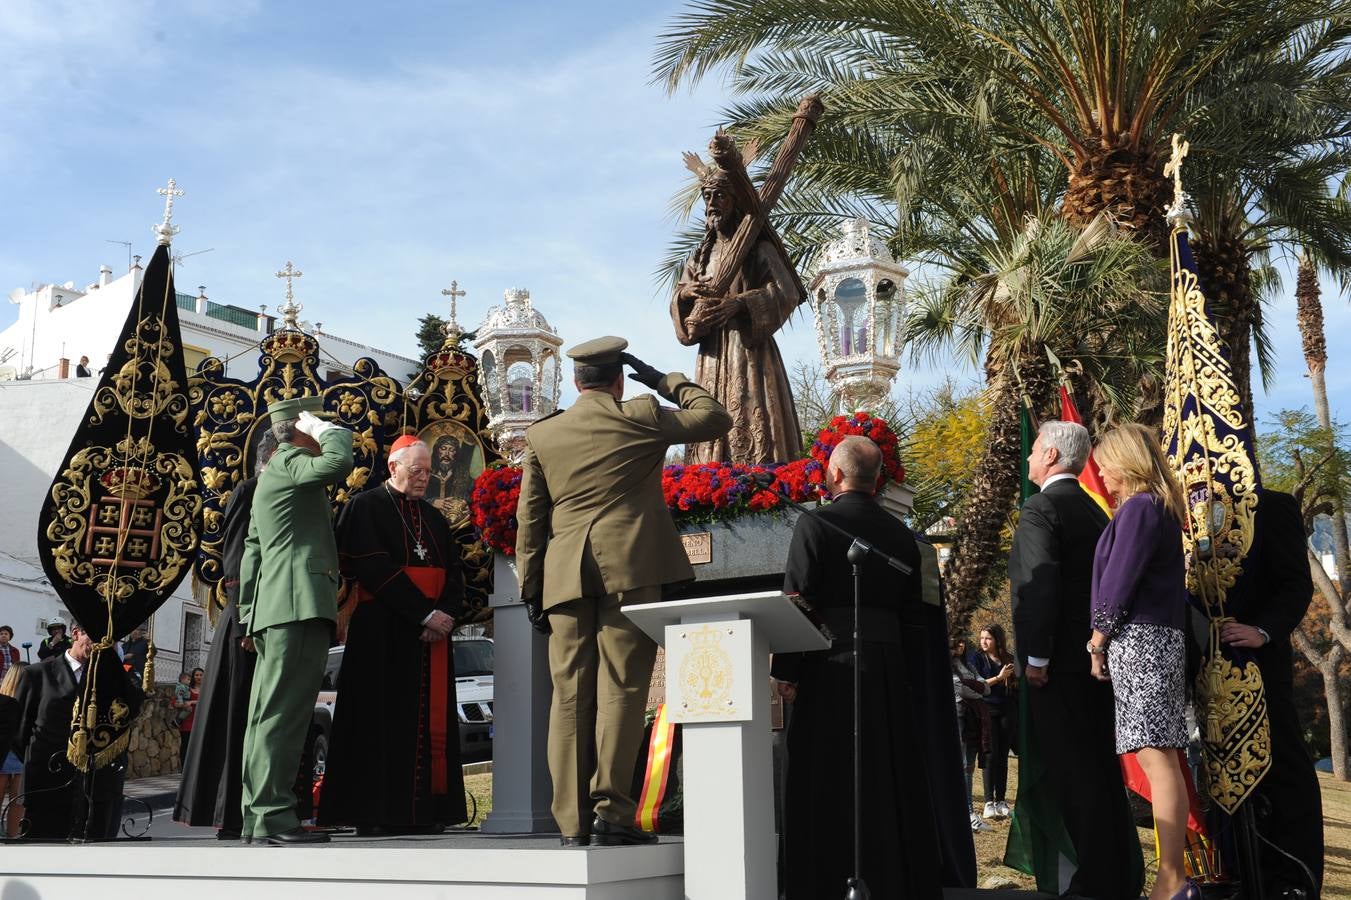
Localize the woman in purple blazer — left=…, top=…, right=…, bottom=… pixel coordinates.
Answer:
left=1089, top=423, right=1195, bottom=900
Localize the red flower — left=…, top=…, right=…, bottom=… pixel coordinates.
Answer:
left=808, top=412, right=905, bottom=490
left=470, top=464, right=524, bottom=554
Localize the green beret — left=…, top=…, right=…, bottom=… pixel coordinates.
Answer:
left=566, top=336, right=628, bottom=366
left=262, top=395, right=325, bottom=424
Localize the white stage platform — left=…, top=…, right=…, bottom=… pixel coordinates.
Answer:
left=1, top=832, right=684, bottom=899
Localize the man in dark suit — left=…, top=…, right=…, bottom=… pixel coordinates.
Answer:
left=1221, top=490, right=1323, bottom=898
left=1007, top=420, right=1142, bottom=898
left=13, top=621, right=137, bottom=840
left=771, top=437, right=956, bottom=899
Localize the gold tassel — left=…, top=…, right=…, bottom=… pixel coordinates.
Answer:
left=142, top=639, right=157, bottom=691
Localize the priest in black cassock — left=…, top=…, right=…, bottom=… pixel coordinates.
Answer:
left=771, top=437, right=963, bottom=899
left=318, top=435, right=467, bottom=834
left=175, top=432, right=283, bottom=839
left=1219, top=490, right=1324, bottom=897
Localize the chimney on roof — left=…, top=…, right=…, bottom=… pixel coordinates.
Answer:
left=196, top=285, right=207, bottom=315
left=98, top=265, right=113, bottom=287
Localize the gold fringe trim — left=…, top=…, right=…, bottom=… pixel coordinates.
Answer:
left=66, top=727, right=130, bottom=773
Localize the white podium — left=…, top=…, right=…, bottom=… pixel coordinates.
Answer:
left=624, top=590, right=830, bottom=900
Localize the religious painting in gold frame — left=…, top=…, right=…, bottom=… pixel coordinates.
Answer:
left=405, top=343, right=503, bottom=622
left=417, top=418, right=486, bottom=529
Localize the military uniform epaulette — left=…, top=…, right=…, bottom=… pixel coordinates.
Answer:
left=622, top=394, right=660, bottom=412
left=527, top=410, right=564, bottom=429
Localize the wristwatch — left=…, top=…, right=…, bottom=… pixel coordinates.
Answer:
left=1086, top=641, right=1108, bottom=655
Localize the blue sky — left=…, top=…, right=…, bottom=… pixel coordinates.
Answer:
left=1, top=0, right=1345, bottom=429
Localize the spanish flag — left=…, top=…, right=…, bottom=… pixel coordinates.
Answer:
left=1058, top=386, right=1113, bottom=515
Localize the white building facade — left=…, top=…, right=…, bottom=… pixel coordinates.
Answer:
left=0, top=260, right=419, bottom=680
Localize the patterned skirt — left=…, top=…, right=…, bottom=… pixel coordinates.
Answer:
left=1107, top=622, right=1188, bottom=754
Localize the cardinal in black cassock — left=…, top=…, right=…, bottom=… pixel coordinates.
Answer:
left=177, top=432, right=305, bottom=837
left=771, top=438, right=973, bottom=899
left=318, top=435, right=467, bottom=833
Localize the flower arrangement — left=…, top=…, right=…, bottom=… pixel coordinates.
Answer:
left=470, top=463, right=523, bottom=556
left=661, top=463, right=784, bottom=523
left=468, top=413, right=904, bottom=554
left=809, top=412, right=905, bottom=489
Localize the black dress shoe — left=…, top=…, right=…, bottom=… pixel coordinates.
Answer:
left=264, top=827, right=331, bottom=845
left=591, top=816, right=656, bottom=846
left=216, top=829, right=242, bottom=841
left=560, top=835, right=590, bottom=847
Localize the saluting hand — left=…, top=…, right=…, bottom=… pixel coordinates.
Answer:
left=620, top=352, right=664, bottom=390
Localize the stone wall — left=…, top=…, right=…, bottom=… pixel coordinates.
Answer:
left=126, top=687, right=182, bottom=778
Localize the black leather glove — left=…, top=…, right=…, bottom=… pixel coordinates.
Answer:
left=620, top=352, right=664, bottom=390
left=524, top=597, right=551, bottom=635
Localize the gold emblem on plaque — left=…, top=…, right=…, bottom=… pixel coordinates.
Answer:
left=678, top=625, right=735, bottom=718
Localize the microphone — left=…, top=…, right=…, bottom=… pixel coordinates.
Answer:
left=749, top=470, right=777, bottom=490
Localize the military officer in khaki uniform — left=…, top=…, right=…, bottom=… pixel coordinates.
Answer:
left=516, top=336, right=732, bottom=846
left=238, top=395, right=353, bottom=844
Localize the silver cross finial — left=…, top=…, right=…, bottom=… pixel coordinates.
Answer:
left=154, top=178, right=185, bottom=246
left=441, top=279, right=467, bottom=346
left=275, top=261, right=304, bottom=329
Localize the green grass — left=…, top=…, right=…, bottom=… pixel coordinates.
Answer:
left=972, top=757, right=1350, bottom=895
left=464, top=772, right=493, bottom=829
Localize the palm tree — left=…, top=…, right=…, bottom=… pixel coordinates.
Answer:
left=655, top=0, right=1345, bottom=248
left=1181, top=21, right=1351, bottom=421
left=656, top=65, right=1168, bottom=622
left=1291, top=256, right=1351, bottom=779
left=906, top=212, right=1163, bottom=626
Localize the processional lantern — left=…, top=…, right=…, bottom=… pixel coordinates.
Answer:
left=807, top=218, right=909, bottom=413
left=472, top=288, right=563, bottom=461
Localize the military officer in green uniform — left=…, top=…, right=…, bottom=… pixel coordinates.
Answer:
left=238, top=396, right=353, bottom=844
left=516, top=336, right=732, bottom=846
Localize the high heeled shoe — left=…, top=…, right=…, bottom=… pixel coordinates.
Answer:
left=1169, top=879, right=1201, bottom=900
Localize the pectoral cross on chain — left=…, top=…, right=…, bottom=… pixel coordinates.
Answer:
left=414, top=541, right=429, bottom=562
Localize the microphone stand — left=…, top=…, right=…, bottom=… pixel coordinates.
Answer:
left=774, top=490, right=912, bottom=900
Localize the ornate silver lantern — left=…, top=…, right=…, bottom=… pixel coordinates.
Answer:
left=472, top=288, right=563, bottom=461
left=808, top=218, right=909, bottom=413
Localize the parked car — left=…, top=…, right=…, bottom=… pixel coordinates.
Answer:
left=309, top=636, right=494, bottom=776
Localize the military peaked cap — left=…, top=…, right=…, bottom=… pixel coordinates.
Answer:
left=566, top=336, right=627, bottom=366
left=262, top=395, right=325, bottom=424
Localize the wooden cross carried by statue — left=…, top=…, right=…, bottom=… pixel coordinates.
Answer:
left=671, top=94, right=825, bottom=466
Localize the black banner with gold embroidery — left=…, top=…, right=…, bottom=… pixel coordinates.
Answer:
left=37, top=242, right=201, bottom=775
left=1163, top=221, right=1270, bottom=815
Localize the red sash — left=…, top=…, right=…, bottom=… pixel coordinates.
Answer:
left=403, top=566, right=451, bottom=796
left=341, top=565, right=451, bottom=796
